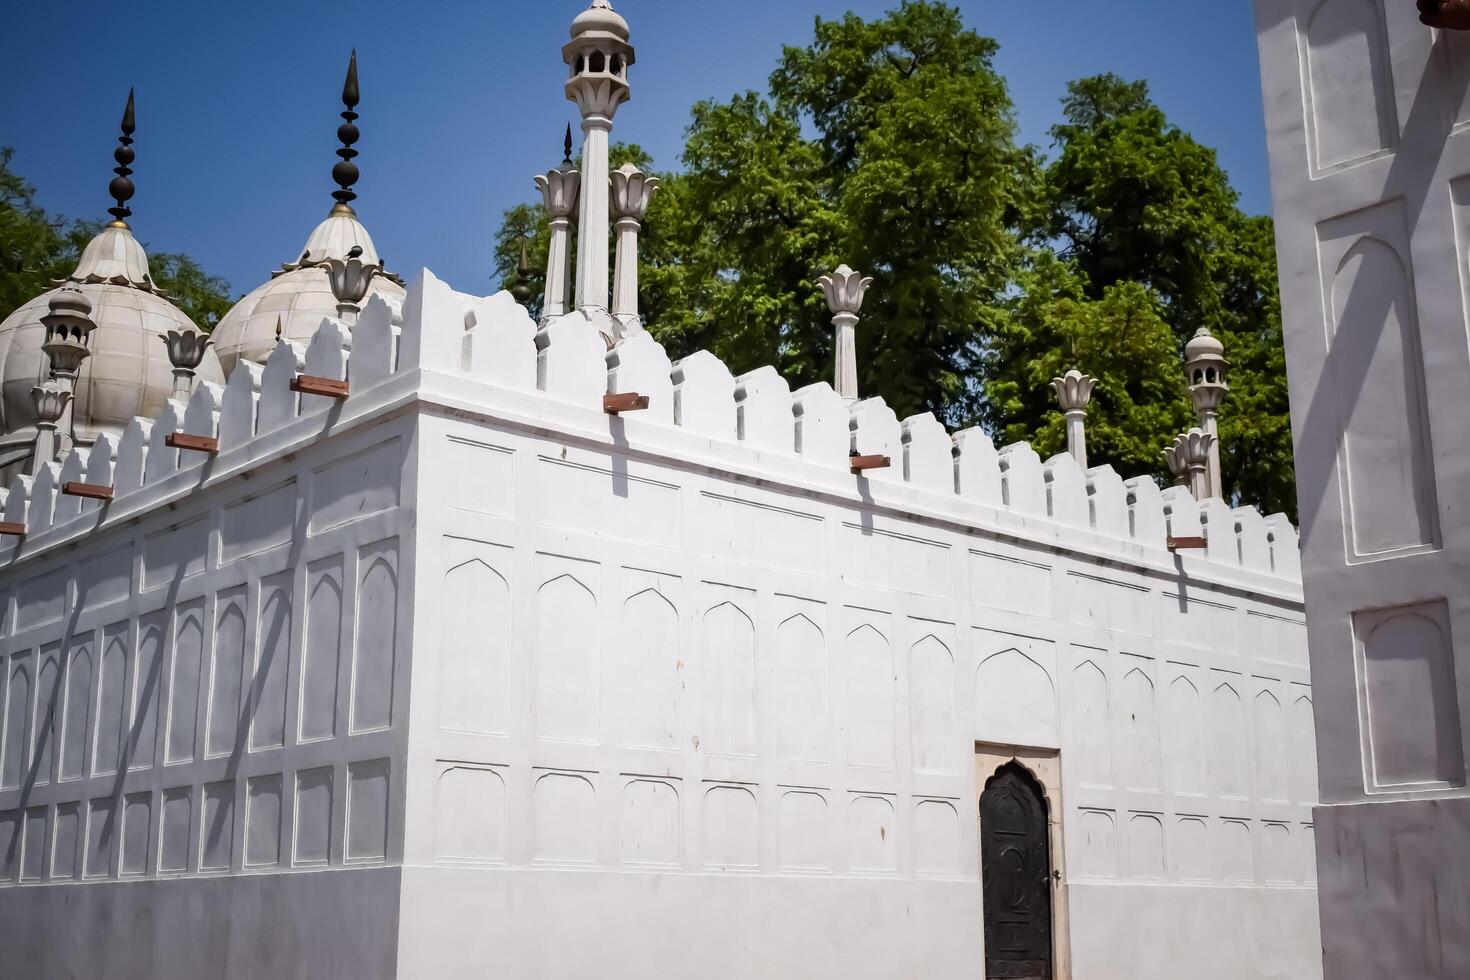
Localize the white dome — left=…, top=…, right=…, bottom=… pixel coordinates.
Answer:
left=571, top=0, right=629, bottom=41
left=212, top=267, right=404, bottom=375
left=0, top=280, right=225, bottom=459
left=212, top=205, right=404, bottom=375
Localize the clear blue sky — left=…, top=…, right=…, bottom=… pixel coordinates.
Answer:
left=0, top=0, right=1270, bottom=298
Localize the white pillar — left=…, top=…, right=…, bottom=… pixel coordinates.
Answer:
left=818, top=265, right=873, bottom=404
left=536, top=160, right=580, bottom=321
left=575, top=118, right=612, bottom=311
left=1200, top=409, right=1221, bottom=499
left=610, top=163, right=660, bottom=337
left=30, top=383, right=70, bottom=475
left=1050, top=370, right=1096, bottom=470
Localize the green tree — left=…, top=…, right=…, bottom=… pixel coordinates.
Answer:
left=984, top=74, right=1295, bottom=515
left=494, top=10, right=1296, bottom=516
left=497, top=1, right=1034, bottom=424
left=984, top=253, right=1193, bottom=478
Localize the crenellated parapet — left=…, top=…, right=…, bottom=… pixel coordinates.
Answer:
left=0, top=269, right=1301, bottom=584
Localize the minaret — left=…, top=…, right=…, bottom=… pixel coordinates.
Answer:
left=37, top=286, right=96, bottom=463
left=1184, top=327, right=1228, bottom=499
left=535, top=126, right=581, bottom=321
left=564, top=0, right=635, bottom=313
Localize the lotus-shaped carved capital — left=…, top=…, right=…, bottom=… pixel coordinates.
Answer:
left=566, top=76, right=630, bottom=120
left=158, top=329, right=213, bottom=371
left=1164, top=427, right=1215, bottom=474
left=819, top=264, right=873, bottom=317
left=610, top=163, right=660, bottom=221
left=536, top=165, right=582, bottom=219
left=320, top=255, right=384, bottom=309
left=30, top=382, right=72, bottom=425
left=1050, top=370, right=1096, bottom=413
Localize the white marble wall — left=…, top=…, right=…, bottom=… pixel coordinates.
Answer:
left=395, top=403, right=1318, bottom=980
left=0, top=273, right=1316, bottom=977
left=1253, top=1, right=1470, bottom=976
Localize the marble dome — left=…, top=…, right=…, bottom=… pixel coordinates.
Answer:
left=571, top=0, right=629, bottom=40
left=0, top=222, right=225, bottom=469
left=211, top=204, right=405, bottom=375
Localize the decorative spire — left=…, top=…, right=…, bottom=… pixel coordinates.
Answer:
left=563, top=123, right=575, bottom=168
left=331, top=50, right=361, bottom=212
left=107, top=88, right=137, bottom=227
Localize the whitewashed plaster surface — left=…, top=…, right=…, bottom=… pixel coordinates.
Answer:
left=1253, top=1, right=1470, bottom=976
left=0, top=277, right=1316, bottom=978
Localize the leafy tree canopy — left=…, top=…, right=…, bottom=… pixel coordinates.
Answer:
left=494, top=3, right=1295, bottom=516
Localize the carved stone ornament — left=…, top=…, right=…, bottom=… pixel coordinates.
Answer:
left=818, top=264, right=874, bottom=317
left=30, top=382, right=73, bottom=425
left=320, top=255, right=384, bottom=311
left=1050, top=370, right=1097, bottom=414
left=610, top=163, right=660, bottom=221
left=159, top=329, right=213, bottom=371
left=536, top=165, right=582, bottom=220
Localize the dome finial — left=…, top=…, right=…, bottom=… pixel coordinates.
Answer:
left=331, top=50, right=361, bottom=214
left=563, top=123, right=575, bottom=167
left=107, top=88, right=137, bottom=228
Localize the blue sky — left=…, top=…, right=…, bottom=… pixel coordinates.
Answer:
left=0, top=0, right=1270, bottom=297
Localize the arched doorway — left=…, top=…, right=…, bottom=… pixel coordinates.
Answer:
left=980, top=761, right=1054, bottom=980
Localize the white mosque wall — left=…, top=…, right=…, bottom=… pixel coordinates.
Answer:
left=0, top=276, right=1316, bottom=978
left=1253, top=1, right=1470, bottom=976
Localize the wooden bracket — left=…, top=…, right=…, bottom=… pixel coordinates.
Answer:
left=291, top=375, right=350, bottom=399
left=1167, top=536, right=1208, bottom=552
left=0, top=522, right=24, bottom=537
left=850, top=453, right=892, bottom=474
left=62, top=482, right=114, bottom=502
left=165, top=433, right=219, bottom=454
left=604, top=392, right=650, bottom=415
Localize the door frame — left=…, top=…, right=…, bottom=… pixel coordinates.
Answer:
left=976, top=743, right=1072, bottom=980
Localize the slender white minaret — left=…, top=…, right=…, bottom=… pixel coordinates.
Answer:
left=610, top=162, right=660, bottom=336
left=535, top=126, right=581, bottom=322
left=1050, top=369, right=1096, bottom=469
left=38, top=285, right=96, bottom=461
left=1184, top=327, right=1228, bottom=499
left=564, top=0, right=634, bottom=313
left=818, top=264, right=873, bottom=403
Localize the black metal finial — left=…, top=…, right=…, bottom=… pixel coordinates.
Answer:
left=332, top=50, right=361, bottom=209
left=511, top=238, right=534, bottom=304
left=563, top=123, right=574, bottom=167
left=107, top=88, right=136, bottom=225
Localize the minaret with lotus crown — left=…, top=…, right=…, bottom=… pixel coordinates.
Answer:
left=564, top=0, right=635, bottom=314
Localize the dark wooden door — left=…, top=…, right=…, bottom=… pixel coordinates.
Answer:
left=980, top=763, right=1053, bottom=980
